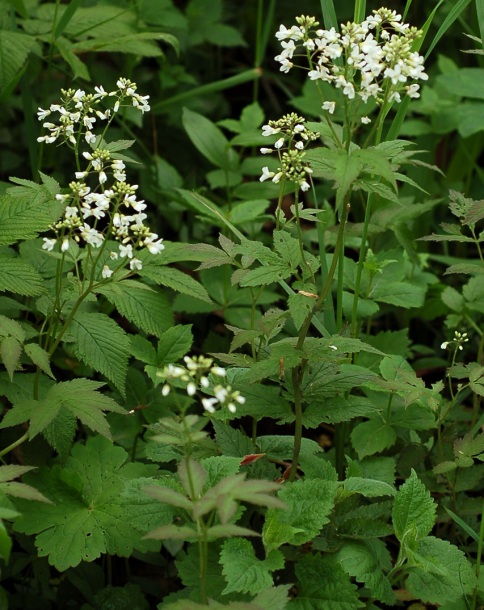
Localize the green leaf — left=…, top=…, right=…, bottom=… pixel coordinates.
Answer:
left=263, top=479, right=337, bottom=552
left=335, top=540, right=395, bottom=606
left=0, top=30, right=35, bottom=92
left=406, top=536, right=476, bottom=605
left=70, top=313, right=130, bottom=395
left=0, top=256, right=45, bottom=296
left=13, top=436, right=173, bottom=571
left=343, top=477, right=396, bottom=498
left=0, top=378, right=124, bottom=440
left=0, top=336, right=22, bottom=380
left=138, top=265, right=212, bottom=303
left=290, top=554, right=364, bottom=609
left=392, top=470, right=436, bottom=544
left=238, top=264, right=292, bottom=287
left=182, top=107, right=232, bottom=169
left=55, top=36, right=90, bottom=81
left=156, top=325, right=193, bottom=365
left=220, top=538, right=284, bottom=595
left=0, top=191, right=63, bottom=246
left=351, top=418, right=397, bottom=459
left=24, top=343, right=55, bottom=379
left=96, top=281, right=172, bottom=338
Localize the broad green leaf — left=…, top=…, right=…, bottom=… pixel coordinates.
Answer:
left=213, top=421, right=256, bottom=458
left=343, top=477, right=396, bottom=498
left=228, top=200, right=270, bottom=225
left=288, top=292, right=314, bottom=331
left=0, top=30, right=35, bottom=91
left=371, top=281, right=426, bottom=308
left=72, top=32, right=178, bottom=56
left=0, top=192, right=63, bottom=246
left=96, top=281, right=172, bottom=337
left=335, top=540, right=394, bottom=606
left=273, top=231, right=302, bottom=268
left=0, top=256, right=45, bottom=296
left=263, top=479, right=337, bottom=552
left=156, top=325, right=193, bottom=365
left=0, top=378, right=124, bottom=440
left=176, top=544, right=229, bottom=599
left=138, top=265, right=212, bottom=303
left=301, top=396, right=380, bottom=427
left=392, top=470, right=436, bottom=543
left=406, top=536, right=476, bottom=605
left=70, top=312, right=130, bottom=395
left=13, top=436, right=173, bottom=571
left=351, top=418, right=397, bottom=459
left=290, top=554, right=364, bottom=609
left=182, top=107, right=232, bottom=169
left=55, top=36, right=90, bottom=80
left=201, top=456, right=241, bottom=490
left=238, top=264, right=292, bottom=287
left=220, top=538, right=284, bottom=595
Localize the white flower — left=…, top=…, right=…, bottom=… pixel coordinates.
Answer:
left=272, top=171, right=283, bottom=184
left=113, top=101, right=120, bottom=113
left=260, top=147, right=273, bottom=154
left=262, top=124, right=280, bottom=137
left=119, top=243, right=133, bottom=258
left=80, top=224, right=104, bottom=247
left=42, top=238, right=56, bottom=251
left=202, top=397, right=217, bottom=413
left=102, top=265, right=113, bottom=279
left=361, top=116, right=371, bottom=124
left=129, top=257, right=142, bottom=271
left=145, top=235, right=165, bottom=254
left=295, top=141, right=304, bottom=150
left=260, top=166, right=275, bottom=182
left=75, top=172, right=87, bottom=179
left=83, top=115, right=96, bottom=130
left=161, top=384, right=170, bottom=396
left=227, top=403, right=237, bottom=413
left=187, top=382, right=197, bottom=396
left=211, top=366, right=226, bottom=377
left=98, top=171, right=107, bottom=184
left=322, top=101, right=336, bottom=114
left=274, top=137, right=285, bottom=149
left=441, top=342, right=449, bottom=350
left=61, top=238, right=70, bottom=252
left=85, top=131, right=97, bottom=144
left=93, top=85, right=107, bottom=99
left=37, top=108, right=50, bottom=120
left=300, top=180, right=310, bottom=192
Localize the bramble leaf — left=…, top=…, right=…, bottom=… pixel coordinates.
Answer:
left=0, top=256, right=45, bottom=296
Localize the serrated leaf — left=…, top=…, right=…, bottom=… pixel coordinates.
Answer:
left=0, top=336, right=22, bottom=380
left=290, top=554, right=364, bottom=609
left=0, top=256, right=45, bottom=296
left=220, top=538, right=284, bottom=595
left=0, top=378, right=124, bottom=440
left=335, top=540, right=395, bottom=606
left=351, top=418, right=397, bottom=459
left=139, top=265, right=211, bottom=303
left=288, top=292, right=314, bottom=331
left=343, top=477, right=396, bottom=497
left=238, top=264, right=292, bottom=287
left=406, top=536, right=476, bottom=605
left=70, top=312, right=130, bottom=394
left=96, top=281, right=172, bottom=337
left=0, top=30, right=35, bottom=91
left=263, top=479, right=337, bottom=552
left=392, top=470, right=436, bottom=543
left=12, top=437, right=173, bottom=571
left=24, top=343, right=55, bottom=379
left=156, top=325, right=193, bottom=365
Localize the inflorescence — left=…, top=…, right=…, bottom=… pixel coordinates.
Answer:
left=274, top=9, right=428, bottom=114
left=158, top=355, right=246, bottom=415
left=38, top=79, right=162, bottom=274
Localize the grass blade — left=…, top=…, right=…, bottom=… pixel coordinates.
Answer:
left=320, top=0, right=338, bottom=31
left=425, top=0, right=473, bottom=58
left=354, top=0, right=366, bottom=23
left=444, top=507, right=479, bottom=543
left=477, top=0, right=484, bottom=49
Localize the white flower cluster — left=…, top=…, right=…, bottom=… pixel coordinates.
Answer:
left=441, top=331, right=469, bottom=351
left=40, top=80, right=163, bottom=275
left=159, top=355, right=246, bottom=415
left=275, top=9, right=428, bottom=115
left=37, top=78, right=150, bottom=146
left=259, top=113, right=317, bottom=192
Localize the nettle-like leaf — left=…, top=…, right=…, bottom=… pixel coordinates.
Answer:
left=351, top=417, right=397, bottom=459
left=0, top=378, right=125, bottom=441
left=0, top=256, right=45, bottom=296
left=263, top=478, right=338, bottom=553
left=70, top=312, right=130, bottom=395
left=96, top=280, right=173, bottom=338
left=335, top=539, right=395, bottom=606
left=392, top=470, right=436, bottom=545
left=0, top=30, right=36, bottom=92
left=219, top=538, right=285, bottom=596
left=406, top=536, right=476, bottom=605
left=290, top=553, right=364, bottom=610
left=0, top=465, right=51, bottom=505
left=138, top=264, right=212, bottom=303
left=12, top=436, right=173, bottom=571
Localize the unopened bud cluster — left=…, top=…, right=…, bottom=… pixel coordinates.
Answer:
left=441, top=331, right=469, bottom=352
left=275, top=8, right=428, bottom=118
left=158, top=356, right=246, bottom=415
left=39, top=80, right=163, bottom=275
left=259, top=113, right=317, bottom=192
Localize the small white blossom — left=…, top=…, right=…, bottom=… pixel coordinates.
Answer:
left=260, top=166, right=275, bottom=182
left=129, top=257, right=143, bottom=271
left=102, top=265, right=113, bottom=279
left=322, top=101, right=336, bottom=114
left=42, top=238, right=56, bottom=251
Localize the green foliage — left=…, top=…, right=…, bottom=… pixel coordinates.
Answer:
left=0, top=0, right=482, bottom=607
